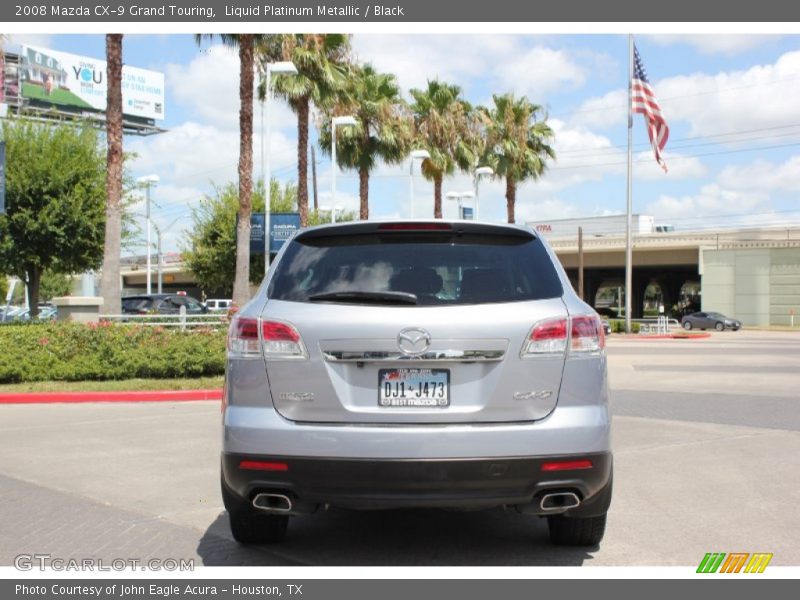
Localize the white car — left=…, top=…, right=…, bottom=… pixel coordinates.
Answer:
left=206, top=299, right=233, bottom=312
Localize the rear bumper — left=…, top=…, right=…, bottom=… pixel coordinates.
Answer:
left=221, top=451, right=612, bottom=516
left=223, top=404, right=611, bottom=459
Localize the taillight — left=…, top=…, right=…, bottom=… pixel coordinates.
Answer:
left=261, top=320, right=305, bottom=358
left=522, top=317, right=568, bottom=355
left=378, top=222, right=452, bottom=231
left=228, top=316, right=261, bottom=357
left=570, top=315, right=605, bottom=353
left=227, top=317, right=306, bottom=359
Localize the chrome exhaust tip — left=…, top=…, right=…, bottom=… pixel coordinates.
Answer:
left=539, top=492, right=581, bottom=511
left=252, top=493, right=293, bottom=513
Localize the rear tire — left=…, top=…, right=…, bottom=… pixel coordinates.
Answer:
left=547, top=513, right=607, bottom=546
left=715, top=322, right=724, bottom=331
left=222, top=475, right=289, bottom=544
left=683, top=321, right=692, bottom=330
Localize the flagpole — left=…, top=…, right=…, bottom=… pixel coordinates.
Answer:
left=625, top=34, right=634, bottom=334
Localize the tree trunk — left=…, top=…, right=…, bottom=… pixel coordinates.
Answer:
left=27, top=267, right=41, bottom=319
left=232, top=34, right=254, bottom=309
left=359, top=165, right=369, bottom=220
left=506, top=176, right=516, bottom=224
left=434, top=174, right=443, bottom=219
left=99, top=33, right=124, bottom=315
left=296, top=98, right=310, bottom=226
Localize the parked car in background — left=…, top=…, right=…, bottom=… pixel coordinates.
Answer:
left=681, top=311, right=741, bottom=331
left=1, top=304, right=57, bottom=322
left=121, top=293, right=207, bottom=315
left=206, top=299, right=233, bottom=313
left=221, top=220, right=612, bottom=547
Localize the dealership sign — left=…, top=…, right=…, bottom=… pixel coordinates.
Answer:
left=20, top=45, right=165, bottom=121
left=249, top=213, right=301, bottom=255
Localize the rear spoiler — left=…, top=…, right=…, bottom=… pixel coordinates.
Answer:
left=296, top=221, right=536, bottom=241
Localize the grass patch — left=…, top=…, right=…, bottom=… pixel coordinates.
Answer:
left=0, top=376, right=224, bottom=394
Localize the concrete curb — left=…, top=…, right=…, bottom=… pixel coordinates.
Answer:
left=0, top=389, right=223, bottom=405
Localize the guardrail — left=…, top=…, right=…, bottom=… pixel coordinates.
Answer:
left=100, top=312, right=230, bottom=331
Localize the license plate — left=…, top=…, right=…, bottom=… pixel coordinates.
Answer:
left=378, top=368, right=450, bottom=408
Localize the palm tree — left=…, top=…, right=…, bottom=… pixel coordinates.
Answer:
left=265, top=34, right=350, bottom=227
left=99, top=34, right=124, bottom=315
left=480, top=93, right=555, bottom=224
left=409, top=80, right=477, bottom=219
left=317, top=65, right=411, bottom=219
left=195, top=34, right=259, bottom=308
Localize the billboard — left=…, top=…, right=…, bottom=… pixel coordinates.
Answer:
left=248, top=213, right=301, bottom=255
left=20, top=45, right=165, bottom=121
left=270, top=213, right=301, bottom=254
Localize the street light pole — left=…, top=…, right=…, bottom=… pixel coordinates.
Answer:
left=408, top=150, right=431, bottom=219
left=262, top=61, right=297, bottom=277
left=474, top=166, right=493, bottom=221
left=331, top=115, right=357, bottom=216
left=446, top=191, right=475, bottom=220
left=136, top=175, right=160, bottom=295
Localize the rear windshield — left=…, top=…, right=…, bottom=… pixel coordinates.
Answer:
left=268, top=232, right=563, bottom=305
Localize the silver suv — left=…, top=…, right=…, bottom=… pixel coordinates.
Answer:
left=221, top=221, right=612, bottom=547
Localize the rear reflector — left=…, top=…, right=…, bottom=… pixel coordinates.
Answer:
left=239, top=460, right=289, bottom=472
left=541, top=459, right=593, bottom=472
left=378, top=222, right=452, bottom=231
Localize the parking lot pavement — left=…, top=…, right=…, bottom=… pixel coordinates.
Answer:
left=0, top=330, right=798, bottom=566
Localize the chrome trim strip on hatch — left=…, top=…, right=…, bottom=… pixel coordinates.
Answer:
left=322, top=349, right=505, bottom=363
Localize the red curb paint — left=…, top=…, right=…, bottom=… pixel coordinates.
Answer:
left=617, top=333, right=712, bottom=340
left=0, top=388, right=223, bottom=405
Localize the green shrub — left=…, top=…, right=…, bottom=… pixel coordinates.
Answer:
left=609, top=319, right=641, bottom=334
left=0, top=321, right=227, bottom=383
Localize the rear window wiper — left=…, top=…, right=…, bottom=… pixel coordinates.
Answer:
left=308, top=291, right=418, bottom=305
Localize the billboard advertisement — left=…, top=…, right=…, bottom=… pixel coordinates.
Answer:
left=20, top=45, right=165, bottom=121
left=249, top=214, right=266, bottom=255
left=270, top=213, right=301, bottom=254
left=248, top=213, right=301, bottom=255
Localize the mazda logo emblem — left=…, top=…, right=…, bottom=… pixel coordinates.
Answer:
left=397, top=327, right=431, bottom=356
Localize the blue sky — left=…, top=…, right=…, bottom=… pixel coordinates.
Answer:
left=9, top=33, right=800, bottom=252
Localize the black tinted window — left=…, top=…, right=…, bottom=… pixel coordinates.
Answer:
left=269, top=232, right=563, bottom=305
left=122, top=298, right=152, bottom=311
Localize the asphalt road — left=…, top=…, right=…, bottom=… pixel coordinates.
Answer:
left=0, top=330, right=798, bottom=566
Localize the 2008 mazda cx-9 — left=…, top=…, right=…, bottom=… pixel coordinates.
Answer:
left=221, top=220, right=612, bottom=546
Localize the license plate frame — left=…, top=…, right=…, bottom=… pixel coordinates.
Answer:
left=378, top=368, right=450, bottom=408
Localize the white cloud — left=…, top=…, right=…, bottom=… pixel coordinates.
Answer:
left=165, top=44, right=296, bottom=132
left=568, top=89, right=627, bottom=130
left=570, top=50, right=800, bottom=140
left=647, top=35, right=780, bottom=56
left=352, top=35, right=592, bottom=102
left=717, top=156, right=800, bottom=192
left=6, top=34, right=54, bottom=49
left=494, top=46, right=586, bottom=97
left=646, top=183, right=767, bottom=220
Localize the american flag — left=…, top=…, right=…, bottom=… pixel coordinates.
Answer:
left=632, top=44, right=669, bottom=172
